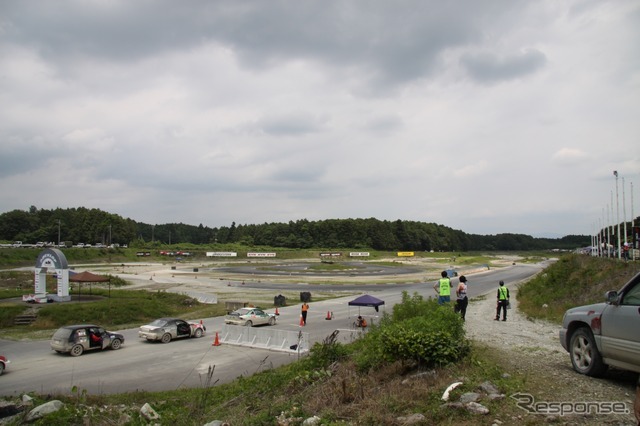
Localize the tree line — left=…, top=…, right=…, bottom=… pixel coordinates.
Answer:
left=0, top=206, right=591, bottom=251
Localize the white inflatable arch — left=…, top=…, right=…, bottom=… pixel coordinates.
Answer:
left=24, top=248, right=71, bottom=303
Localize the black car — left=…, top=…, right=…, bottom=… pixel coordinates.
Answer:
left=51, top=324, right=125, bottom=357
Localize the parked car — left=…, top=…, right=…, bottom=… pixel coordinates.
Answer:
left=225, top=307, right=276, bottom=327
left=50, top=325, right=124, bottom=357
left=559, top=271, right=640, bottom=376
left=0, top=355, right=9, bottom=375
left=138, top=318, right=206, bottom=343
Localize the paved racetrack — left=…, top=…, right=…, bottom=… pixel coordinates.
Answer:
left=0, top=259, right=550, bottom=397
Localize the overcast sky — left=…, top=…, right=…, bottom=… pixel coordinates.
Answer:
left=1, top=1, right=639, bottom=238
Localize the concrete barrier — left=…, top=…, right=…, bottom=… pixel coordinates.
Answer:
left=335, top=328, right=367, bottom=344
left=220, top=324, right=310, bottom=353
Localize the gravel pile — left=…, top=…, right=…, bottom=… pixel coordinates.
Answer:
left=464, top=284, right=638, bottom=425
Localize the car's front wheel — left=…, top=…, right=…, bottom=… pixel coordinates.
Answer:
left=569, top=327, right=608, bottom=377
left=0, top=363, right=4, bottom=376
left=194, top=328, right=203, bottom=338
left=161, top=333, right=172, bottom=344
left=111, top=339, right=122, bottom=350
left=70, top=344, right=84, bottom=357
left=268, top=317, right=276, bottom=326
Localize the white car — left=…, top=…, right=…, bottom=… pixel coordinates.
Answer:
left=225, top=308, right=276, bottom=327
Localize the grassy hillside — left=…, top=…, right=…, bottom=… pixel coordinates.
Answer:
left=517, top=254, right=640, bottom=323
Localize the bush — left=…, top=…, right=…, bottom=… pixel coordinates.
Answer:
left=353, top=291, right=469, bottom=370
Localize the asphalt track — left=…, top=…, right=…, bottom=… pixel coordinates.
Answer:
left=0, top=261, right=550, bottom=397
left=212, top=261, right=421, bottom=276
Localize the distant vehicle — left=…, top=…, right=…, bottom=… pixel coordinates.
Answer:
left=51, top=325, right=124, bottom=357
left=139, top=318, right=206, bottom=343
left=0, top=355, right=9, bottom=375
left=12, top=241, right=22, bottom=248
left=225, top=307, right=277, bottom=327
left=559, top=271, right=640, bottom=376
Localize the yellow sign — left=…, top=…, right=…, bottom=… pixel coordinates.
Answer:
left=397, top=252, right=415, bottom=257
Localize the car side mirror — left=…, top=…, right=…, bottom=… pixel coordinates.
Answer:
left=605, top=290, right=619, bottom=304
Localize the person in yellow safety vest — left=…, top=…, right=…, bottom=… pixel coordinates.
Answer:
left=433, top=270, right=451, bottom=305
left=495, top=280, right=510, bottom=321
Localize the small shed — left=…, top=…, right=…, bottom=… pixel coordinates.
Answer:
left=69, top=271, right=110, bottom=298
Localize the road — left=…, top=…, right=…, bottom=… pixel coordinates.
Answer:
left=0, top=262, right=547, bottom=397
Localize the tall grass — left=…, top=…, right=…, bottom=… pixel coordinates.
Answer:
left=517, top=254, right=640, bottom=322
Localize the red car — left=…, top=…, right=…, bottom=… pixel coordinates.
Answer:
left=0, top=355, right=10, bottom=375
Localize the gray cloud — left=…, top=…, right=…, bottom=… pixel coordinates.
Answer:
left=0, top=0, right=638, bottom=237
left=460, top=48, right=547, bottom=83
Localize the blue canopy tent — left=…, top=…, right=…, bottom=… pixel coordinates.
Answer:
left=347, top=294, right=385, bottom=319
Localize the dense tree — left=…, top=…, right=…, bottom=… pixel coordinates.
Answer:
left=0, top=206, right=601, bottom=251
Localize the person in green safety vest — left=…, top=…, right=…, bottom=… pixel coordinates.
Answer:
left=433, top=270, right=451, bottom=305
left=495, top=280, right=510, bottom=321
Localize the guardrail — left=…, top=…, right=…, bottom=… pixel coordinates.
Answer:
left=220, top=325, right=310, bottom=353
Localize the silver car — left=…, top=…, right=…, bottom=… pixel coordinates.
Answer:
left=225, top=307, right=276, bottom=327
left=139, top=318, right=206, bottom=343
left=559, top=271, right=640, bottom=376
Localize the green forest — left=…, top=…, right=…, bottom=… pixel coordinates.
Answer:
left=0, top=206, right=592, bottom=251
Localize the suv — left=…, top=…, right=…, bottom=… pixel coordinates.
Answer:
left=51, top=325, right=125, bottom=357
left=559, top=271, right=640, bottom=376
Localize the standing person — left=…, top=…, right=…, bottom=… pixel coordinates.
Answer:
left=301, top=302, right=309, bottom=326
left=455, top=275, right=469, bottom=321
left=495, top=280, right=510, bottom=321
left=623, top=242, right=630, bottom=262
left=433, top=271, right=451, bottom=305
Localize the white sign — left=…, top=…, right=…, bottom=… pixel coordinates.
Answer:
left=206, top=252, right=238, bottom=257
left=247, top=252, right=277, bottom=257
left=349, top=252, right=370, bottom=257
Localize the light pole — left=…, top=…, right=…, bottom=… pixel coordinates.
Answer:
left=622, top=177, right=627, bottom=245
left=57, top=220, right=61, bottom=247
left=614, top=171, right=621, bottom=259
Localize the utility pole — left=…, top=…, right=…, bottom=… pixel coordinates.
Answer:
left=57, top=220, right=61, bottom=247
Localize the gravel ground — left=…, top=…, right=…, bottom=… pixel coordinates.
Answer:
left=464, top=284, right=639, bottom=425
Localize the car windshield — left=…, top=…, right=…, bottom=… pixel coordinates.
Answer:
left=149, top=319, right=169, bottom=327
left=53, top=328, right=73, bottom=340
left=231, top=309, right=251, bottom=316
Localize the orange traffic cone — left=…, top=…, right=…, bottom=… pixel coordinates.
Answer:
left=299, top=315, right=305, bottom=327
left=275, top=307, right=280, bottom=315
left=212, top=332, right=220, bottom=346
left=325, top=311, right=332, bottom=320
